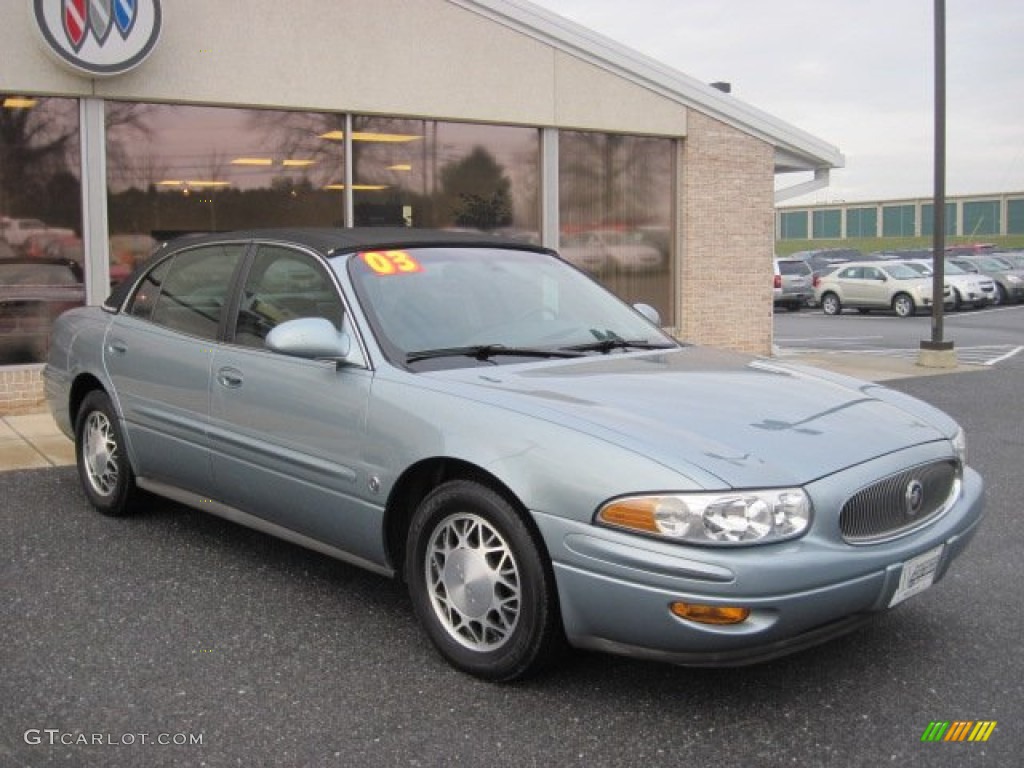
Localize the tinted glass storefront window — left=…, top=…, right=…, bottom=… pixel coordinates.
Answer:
left=106, top=103, right=348, bottom=280
left=0, top=94, right=83, bottom=364
left=352, top=117, right=540, bottom=241
left=559, top=132, right=674, bottom=325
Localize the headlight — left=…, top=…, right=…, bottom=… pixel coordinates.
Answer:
left=1006, top=275, right=1021, bottom=283
left=951, top=427, right=968, bottom=467
left=597, top=489, right=812, bottom=546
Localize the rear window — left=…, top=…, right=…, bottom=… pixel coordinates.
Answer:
left=777, top=260, right=811, bottom=276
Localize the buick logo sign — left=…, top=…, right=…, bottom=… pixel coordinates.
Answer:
left=32, top=0, right=162, bottom=77
left=904, top=479, right=925, bottom=518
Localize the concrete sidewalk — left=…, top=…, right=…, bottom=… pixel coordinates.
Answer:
left=0, top=353, right=989, bottom=473
left=1, top=411, right=75, bottom=470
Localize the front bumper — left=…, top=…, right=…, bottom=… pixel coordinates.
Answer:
left=535, top=464, right=984, bottom=666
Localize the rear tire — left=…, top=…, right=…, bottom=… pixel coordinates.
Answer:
left=75, top=390, right=139, bottom=517
left=405, top=480, right=564, bottom=681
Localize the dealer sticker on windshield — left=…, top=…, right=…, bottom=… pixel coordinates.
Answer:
left=889, top=545, right=944, bottom=607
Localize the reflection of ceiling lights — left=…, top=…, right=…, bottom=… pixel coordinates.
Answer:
left=318, top=131, right=422, bottom=143
left=158, top=180, right=231, bottom=188
left=3, top=97, right=37, bottom=109
left=324, top=184, right=389, bottom=191
left=388, top=164, right=412, bottom=171
left=231, top=157, right=273, bottom=166
left=230, top=158, right=317, bottom=167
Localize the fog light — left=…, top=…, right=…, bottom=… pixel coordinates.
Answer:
left=670, top=602, right=750, bottom=625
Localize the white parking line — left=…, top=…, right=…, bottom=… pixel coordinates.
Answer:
left=986, top=346, right=1024, bottom=366
left=778, top=344, right=1023, bottom=367
left=775, top=336, right=884, bottom=343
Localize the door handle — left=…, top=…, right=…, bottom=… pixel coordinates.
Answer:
left=216, top=367, right=244, bottom=389
left=106, top=340, right=127, bottom=355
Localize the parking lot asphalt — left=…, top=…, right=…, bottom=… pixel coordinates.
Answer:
left=2, top=348, right=1022, bottom=767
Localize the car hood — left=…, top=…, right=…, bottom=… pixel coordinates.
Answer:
left=421, top=348, right=954, bottom=488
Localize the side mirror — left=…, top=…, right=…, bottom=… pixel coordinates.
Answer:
left=633, top=302, right=661, bottom=326
left=266, top=317, right=352, bottom=361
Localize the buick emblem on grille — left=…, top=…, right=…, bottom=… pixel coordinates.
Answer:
left=905, top=479, right=925, bottom=517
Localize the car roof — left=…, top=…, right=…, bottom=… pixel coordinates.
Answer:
left=104, top=227, right=550, bottom=310
left=157, top=227, right=545, bottom=257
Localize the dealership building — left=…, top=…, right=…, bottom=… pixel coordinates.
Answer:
left=0, top=0, right=842, bottom=412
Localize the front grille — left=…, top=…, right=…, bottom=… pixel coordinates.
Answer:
left=839, top=460, right=959, bottom=543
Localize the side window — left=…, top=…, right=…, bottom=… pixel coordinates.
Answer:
left=839, top=267, right=859, bottom=279
left=127, top=259, right=171, bottom=321
left=233, top=245, right=344, bottom=348
left=129, top=244, right=243, bottom=339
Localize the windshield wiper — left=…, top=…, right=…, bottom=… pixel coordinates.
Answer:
left=406, top=344, right=584, bottom=364
left=564, top=338, right=677, bottom=354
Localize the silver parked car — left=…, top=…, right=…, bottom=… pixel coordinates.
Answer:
left=901, top=259, right=994, bottom=310
left=948, top=255, right=1024, bottom=305
left=44, top=229, right=984, bottom=681
left=815, top=260, right=946, bottom=317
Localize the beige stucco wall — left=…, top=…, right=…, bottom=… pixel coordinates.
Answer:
left=678, top=112, right=775, bottom=355
left=1, top=0, right=686, bottom=136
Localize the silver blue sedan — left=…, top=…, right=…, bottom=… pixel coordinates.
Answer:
left=44, top=229, right=985, bottom=681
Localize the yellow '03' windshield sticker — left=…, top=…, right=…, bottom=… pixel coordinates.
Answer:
left=359, top=250, right=423, bottom=275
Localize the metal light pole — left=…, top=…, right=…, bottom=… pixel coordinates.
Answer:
left=919, top=0, right=956, bottom=367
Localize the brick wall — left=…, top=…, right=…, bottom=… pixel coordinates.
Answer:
left=0, top=366, right=46, bottom=414
left=678, top=112, right=776, bottom=355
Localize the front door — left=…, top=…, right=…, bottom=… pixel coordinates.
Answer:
left=208, top=244, right=382, bottom=565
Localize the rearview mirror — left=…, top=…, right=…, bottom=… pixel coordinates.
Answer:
left=266, top=317, right=351, bottom=361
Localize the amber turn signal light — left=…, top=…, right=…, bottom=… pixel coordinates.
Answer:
left=670, top=602, right=750, bottom=625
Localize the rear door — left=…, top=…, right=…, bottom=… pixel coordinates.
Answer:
left=105, top=242, right=245, bottom=494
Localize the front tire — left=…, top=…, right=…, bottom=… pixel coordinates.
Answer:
left=405, top=480, right=564, bottom=681
left=75, top=390, right=139, bottom=517
left=821, top=293, right=842, bottom=316
left=893, top=293, right=916, bottom=317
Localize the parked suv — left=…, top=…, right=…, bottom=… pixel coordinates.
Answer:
left=773, top=257, right=812, bottom=311
left=815, top=261, right=947, bottom=318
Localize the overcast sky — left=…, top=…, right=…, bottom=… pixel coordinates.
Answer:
left=529, top=0, right=1024, bottom=205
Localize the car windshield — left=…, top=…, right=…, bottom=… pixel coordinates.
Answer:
left=342, top=246, right=676, bottom=368
left=972, top=257, right=1012, bottom=271
left=881, top=263, right=925, bottom=280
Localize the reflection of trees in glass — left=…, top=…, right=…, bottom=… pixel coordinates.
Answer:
left=440, top=147, right=512, bottom=231
left=106, top=105, right=349, bottom=234
left=559, top=132, right=675, bottom=327
left=0, top=97, right=83, bottom=227
left=105, top=103, right=157, bottom=191
left=244, top=110, right=347, bottom=188
left=560, top=132, right=671, bottom=228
